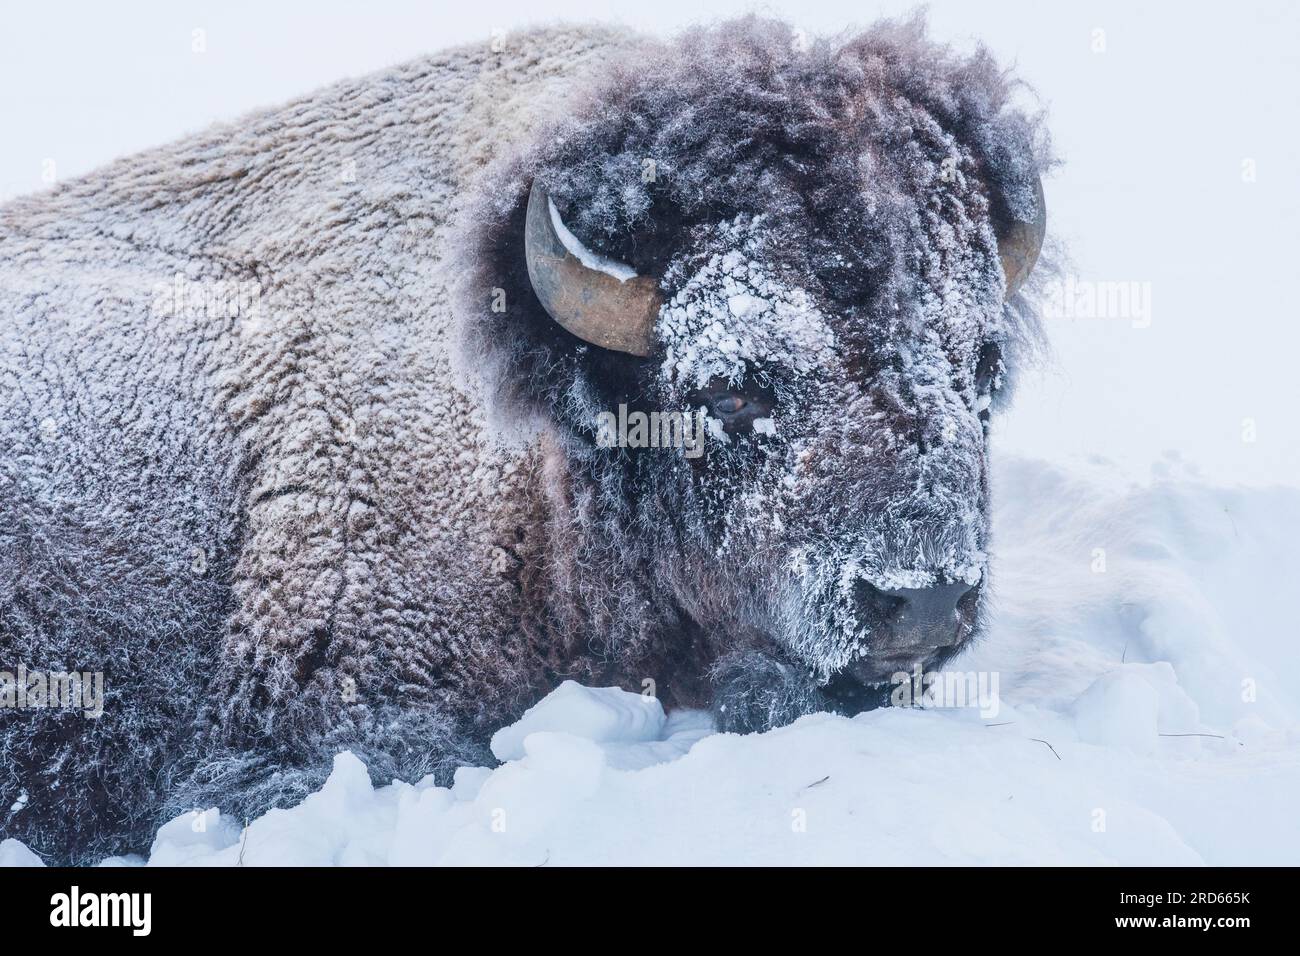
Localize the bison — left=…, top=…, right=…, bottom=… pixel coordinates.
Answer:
left=0, top=16, right=1047, bottom=862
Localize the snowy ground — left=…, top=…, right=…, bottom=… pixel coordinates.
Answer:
left=3, top=453, right=1297, bottom=867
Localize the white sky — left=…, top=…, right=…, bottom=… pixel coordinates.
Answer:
left=2, top=0, right=1297, bottom=487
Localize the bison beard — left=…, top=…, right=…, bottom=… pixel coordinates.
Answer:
left=0, top=16, right=1049, bottom=862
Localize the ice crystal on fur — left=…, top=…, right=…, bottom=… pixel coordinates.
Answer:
left=658, top=217, right=838, bottom=391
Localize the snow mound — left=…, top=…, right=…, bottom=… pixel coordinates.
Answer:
left=0, top=838, right=44, bottom=867
left=7, top=455, right=1300, bottom=866
left=489, top=681, right=666, bottom=761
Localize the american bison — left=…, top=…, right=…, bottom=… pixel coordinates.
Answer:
left=0, top=16, right=1047, bottom=861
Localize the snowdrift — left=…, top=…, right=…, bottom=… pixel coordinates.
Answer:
left=3, top=454, right=1297, bottom=866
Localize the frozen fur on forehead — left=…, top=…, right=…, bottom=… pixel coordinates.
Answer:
left=658, top=217, right=839, bottom=393
left=547, top=14, right=1048, bottom=239
left=455, top=12, right=1052, bottom=425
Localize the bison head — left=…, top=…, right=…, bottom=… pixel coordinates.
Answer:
left=459, top=17, right=1048, bottom=721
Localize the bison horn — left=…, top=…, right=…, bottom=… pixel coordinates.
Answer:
left=524, top=181, right=661, bottom=357
left=994, top=174, right=1047, bottom=298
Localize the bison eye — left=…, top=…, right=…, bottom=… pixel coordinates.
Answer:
left=974, top=342, right=1004, bottom=425
left=714, top=395, right=747, bottom=415
left=975, top=342, right=1003, bottom=395
left=692, top=378, right=777, bottom=434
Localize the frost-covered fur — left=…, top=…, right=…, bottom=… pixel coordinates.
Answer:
left=0, top=16, right=1049, bottom=863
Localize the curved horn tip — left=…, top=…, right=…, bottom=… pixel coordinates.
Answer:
left=524, top=180, right=660, bottom=358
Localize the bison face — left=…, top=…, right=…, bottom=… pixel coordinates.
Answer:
left=461, top=17, right=1046, bottom=708
left=654, top=211, right=997, bottom=689
left=529, top=185, right=1027, bottom=686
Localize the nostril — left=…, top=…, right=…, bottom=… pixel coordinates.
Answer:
left=854, top=582, right=907, bottom=624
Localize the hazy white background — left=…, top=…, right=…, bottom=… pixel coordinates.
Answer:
left=2, top=1, right=1296, bottom=486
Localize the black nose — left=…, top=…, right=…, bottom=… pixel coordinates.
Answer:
left=857, top=580, right=975, bottom=643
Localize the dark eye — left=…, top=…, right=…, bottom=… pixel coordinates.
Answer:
left=975, top=343, right=1003, bottom=395
left=974, top=342, right=1003, bottom=425
left=714, top=395, right=747, bottom=416
left=689, top=377, right=777, bottom=435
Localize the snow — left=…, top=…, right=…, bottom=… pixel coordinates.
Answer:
left=0, top=839, right=45, bottom=867
left=6, top=453, right=1295, bottom=866
left=658, top=216, right=837, bottom=391
left=1073, top=670, right=1161, bottom=755
left=489, top=681, right=666, bottom=761
left=548, top=197, right=638, bottom=282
